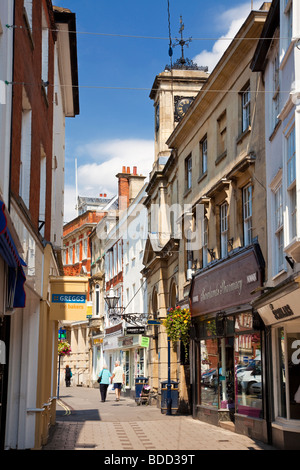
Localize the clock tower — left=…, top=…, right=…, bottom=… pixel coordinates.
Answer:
left=150, top=18, right=209, bottom=165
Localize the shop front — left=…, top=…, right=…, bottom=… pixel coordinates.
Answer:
left=103, top=323, right=148, bottom=398
left=190, top=244, right=269, bottom=443
left=253, top=275, right=300, bottom=450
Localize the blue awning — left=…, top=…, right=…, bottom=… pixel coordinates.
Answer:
left=0, top=200, right=26, bottom=308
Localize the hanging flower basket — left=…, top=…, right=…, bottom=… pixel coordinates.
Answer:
left=58, top=340, right=71, bottom=357
left=163, top=306, right=191, bottom=359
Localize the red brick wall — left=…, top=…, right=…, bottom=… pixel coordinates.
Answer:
left=10, top=0, right=55, bottom=241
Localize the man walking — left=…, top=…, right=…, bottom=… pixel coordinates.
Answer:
left=111, top=361, right=125, bottom=401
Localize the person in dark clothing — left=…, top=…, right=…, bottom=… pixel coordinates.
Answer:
left=65, top=365, right=72, bottom=387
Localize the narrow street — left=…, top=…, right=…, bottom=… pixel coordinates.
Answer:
left=42, top=385, right=276, bottom=454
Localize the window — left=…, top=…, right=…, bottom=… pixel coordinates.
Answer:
left=272, top=51, right=280, bottom=129
left=185, top=154, right=192, bottom=190
left=95, top=284, right=100, bottom=316
left=217, top=111, right=227, bottom=158
left=274, top=184, right=284, bottom=272
left=241, top=86, right=251, bottom=132
left=200, top=136, right=207, bottom=175
left=24, top=0, right=33, bottom=30
left=39, top=147, right=46, bottom=237
left=220, top=202, right=228, bottom=258
left=243, top=185, right=252, bottom=246
left=287, top=127, right=296, bottom=240
left=41, top=8, right=49, bottom=92
left=75, top=242, right=80, bottom=263
left=82, top=239, right=87, bottom=259
left=284, top=0, right=293, bottom=45
left=202, top=217, right=208, bottom=268
left=68, top=246, right=73, bottom=265
left=19, top=89, right=32, bottom=207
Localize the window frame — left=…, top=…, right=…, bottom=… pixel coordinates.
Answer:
left=241, top=85, right=251, bottom=133
left=243, top=184, right=253, bottom=246
left=185, top=153, right=192, bottom=191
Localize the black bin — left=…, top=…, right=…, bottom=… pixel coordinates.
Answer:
left=135, top=377, right=148, bottom=401
left=161, top=380, right=179, bottom=414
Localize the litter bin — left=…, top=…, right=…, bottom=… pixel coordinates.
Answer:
left=161, top=380, right=179, bottom=414
left=135, top=377, right=148, bottom=401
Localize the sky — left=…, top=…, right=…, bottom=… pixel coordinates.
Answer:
left=55, top=0, right=263, bottom=223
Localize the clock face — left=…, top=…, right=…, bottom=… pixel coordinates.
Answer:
left=175, top=97, right=194, bottom=121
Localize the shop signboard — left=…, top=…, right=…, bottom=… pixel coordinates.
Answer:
left=126, top=326, right=145, bottom=335
left=50, top=276, right=88, bottom=321
left=140, top=336, right=150, bottom=348
left=190, top=245, right=264, bottom=317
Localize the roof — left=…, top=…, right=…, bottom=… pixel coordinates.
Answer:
left=250, top=0, right=279, bottom=72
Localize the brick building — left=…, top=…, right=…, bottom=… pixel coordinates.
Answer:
left=1, top=1, right=79, bottom=449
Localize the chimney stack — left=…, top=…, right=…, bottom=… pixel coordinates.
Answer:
left=116, top=166, right=146, bottom=211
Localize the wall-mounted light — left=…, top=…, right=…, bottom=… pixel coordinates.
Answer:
left=208, top=249, right=215, bottom=261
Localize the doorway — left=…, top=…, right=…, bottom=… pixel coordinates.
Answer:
left=0, top=316, right=10, bottom=450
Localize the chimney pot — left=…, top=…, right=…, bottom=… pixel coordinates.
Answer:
left=122, top=166, right=126, bottom=173
left=104, top=193, right=107, bottom=197
left=127, top=167, right=130, bottom=174
left=100, top=193, right=103, bottom=197
left=133, top=166, right=137, bottom=175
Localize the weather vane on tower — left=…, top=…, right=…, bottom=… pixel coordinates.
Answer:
left=165, top=16, right=208, bottom=71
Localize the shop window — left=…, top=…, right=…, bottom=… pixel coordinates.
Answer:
left=235, top=313, right=263, bottom=418
left=198, top=319, right=218, bottom=407
left=275, top=322, right=300, bottom=420
left=124, top=350, right=130, bottom=388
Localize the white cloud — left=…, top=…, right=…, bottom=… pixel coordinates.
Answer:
left=193, top=1, right=262, bottom=72
left=64, top=138, right=154, bottom=222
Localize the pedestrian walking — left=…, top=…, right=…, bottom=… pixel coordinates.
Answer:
left=98, top=363, right=112, bottom=402
left=111, top=361, right=125, bottom=401
left=65, top=365, right=72, bottom=387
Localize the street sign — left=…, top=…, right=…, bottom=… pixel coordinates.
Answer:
left=147, top=320, right=162, bottom=325
left=126, top=326, right=145, bottom=335
left=58, top=328, right=66, bottom=339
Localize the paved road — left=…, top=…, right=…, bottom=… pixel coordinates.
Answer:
left=42, top=385, right=276, bottom=454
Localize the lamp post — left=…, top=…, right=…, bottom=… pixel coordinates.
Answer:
left=104, top=287, right=148, bottom=325
left=167, top=336, right=172, bottom=415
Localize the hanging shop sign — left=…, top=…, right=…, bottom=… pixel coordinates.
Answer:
left=126, top=326, right=145, bottom=335
left=190, top=244, right=264, bottom=317
left=50, top=276, right=88, bottom=321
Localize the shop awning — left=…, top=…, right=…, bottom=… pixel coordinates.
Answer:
left=0, top=200, right=26, bottom=308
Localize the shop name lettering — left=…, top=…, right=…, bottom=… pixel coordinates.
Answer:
left=270, top=303, right=294, bottom=320
left=52, top=294, right=86, bottom=303
left=201, top=279, right=243, bottom=302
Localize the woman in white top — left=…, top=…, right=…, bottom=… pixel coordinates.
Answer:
left=111, top=361, right=125, bottom=401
